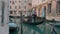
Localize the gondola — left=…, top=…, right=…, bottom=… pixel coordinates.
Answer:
left=23, top=20, right=44, bottom=25
left=22, top=17, right=45, bottom=25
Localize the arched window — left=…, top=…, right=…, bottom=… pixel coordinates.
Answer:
left=56, top=1, right=60, bottom=15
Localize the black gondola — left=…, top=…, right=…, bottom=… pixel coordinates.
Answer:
left=23, top=20, right=44, bottom=25
left=22, top=16, right=45, bottom=25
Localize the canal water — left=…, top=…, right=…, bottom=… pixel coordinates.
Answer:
left=10, top=18, right=60, bottom=34
left=19, top=22, right=60, bottom=34
left=18, top=22, right=56, bottom=34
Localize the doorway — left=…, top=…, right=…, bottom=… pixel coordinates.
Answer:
left=42, top=6, right=46, bottom=18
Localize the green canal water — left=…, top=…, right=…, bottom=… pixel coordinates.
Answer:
left=11, top=18, right=60, bottom=34
left=19, top=23, right=60, bottom=34
left=18, top=23, right=50, bottom=34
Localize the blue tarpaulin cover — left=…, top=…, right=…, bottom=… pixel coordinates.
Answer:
left=8, top=22, right=17, bottom=27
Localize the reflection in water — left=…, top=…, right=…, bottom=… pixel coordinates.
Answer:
left=22, top=23, right=60, bottom=34
left=11, top=18, right=60, bottom=34
left=22, top=23, right=44, bottom=34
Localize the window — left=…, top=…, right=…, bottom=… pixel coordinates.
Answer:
left=19, top=6, right=21, bottom=9
left=19, top=1, right=20, bottom=3
left=24, top=6, right=26, bottom=9
left=14, top=11, right=16, bottom=14
left=25, top=1, right=26, bottom=3
left=44, top=6, right=46, bottom=13
left=15, top=6, right=17, bottom=9
left=15, top=1, right=17, bottom=3
left=10, top=11, right=13, bottom=14
left=18, top=11, right=20, bottom=14
left=28, top=3, right=32, bottom=6
left=24, top=11, right=26, bottom=14
left=10, top=6, right=12, bottom=9
left=56, top=1, right=60, bottom=15
left=10, top=1, right=11, bottom=3
left=48, top=3, right=51, bottom=13
left=42, top=0, right=45, bottom=2
left=12, top=1, right=14, bottom=4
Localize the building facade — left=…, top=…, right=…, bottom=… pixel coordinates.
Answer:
left=32, top=0, right=60, bottom=21
left=46, top=0, right=60, bottom=21
left=9, top=0, right=32, bottom=23
left=0, top=0, right=9, bottom=34
left=9, top=0, right=32, bottom=17
left=9, top=0, right=32, bottom=34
